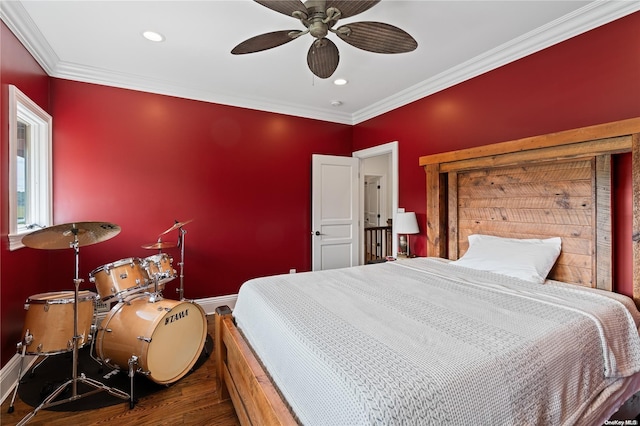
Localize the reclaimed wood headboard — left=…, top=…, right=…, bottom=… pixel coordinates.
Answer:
left=419, top=118, right=640, bottom=304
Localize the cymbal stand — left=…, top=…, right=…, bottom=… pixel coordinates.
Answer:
left=17, top=231, right=131, bottom=425
left=176, top=226, right=187, bottom=300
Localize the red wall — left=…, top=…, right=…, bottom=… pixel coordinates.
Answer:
left=352, top=11, right=640, bottom=297
left=1, top=23, right=52, bottom=367
left=48, top=79, right=352, bottom=304
left=2, top=12, right=639, bottom=367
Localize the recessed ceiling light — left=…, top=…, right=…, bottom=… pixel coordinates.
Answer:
left=333, top=78, right=348, bottom=86
left=142, top=31, right=165, bottom=42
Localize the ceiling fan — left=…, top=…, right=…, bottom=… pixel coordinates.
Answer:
left=231, top=0, right=418, bottom=79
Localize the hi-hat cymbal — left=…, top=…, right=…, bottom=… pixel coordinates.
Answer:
left=142, top=241, right=176, bottom=250
left=159, top=219, right=193, bottom=236
left=22, top=222, right=121, bottom=250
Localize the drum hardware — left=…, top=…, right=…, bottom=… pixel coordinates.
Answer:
left=177, top=225, right=188, bottom=301
left=89, top=323, right=103, bottom=368
left=158, top=219, right=193, bottom=301
left=14, top=222, right=132, bottom=425
left=141, top=253, right=176, bottom=297
left=7, top=332, right=33, bottom=413
left=128, top=356, right=139, bottom=409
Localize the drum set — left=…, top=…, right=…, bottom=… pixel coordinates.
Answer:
left=9, top=220, right=205, bottom=425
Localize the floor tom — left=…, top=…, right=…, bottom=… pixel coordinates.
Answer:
left=22, top=291, right=97, bottom=355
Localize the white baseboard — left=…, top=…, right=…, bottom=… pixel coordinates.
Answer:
left=0, top=350, right=37, bottom=408
left=0, top=293, right=238, bottom=405
left=195, top=293, right=237, bottom=315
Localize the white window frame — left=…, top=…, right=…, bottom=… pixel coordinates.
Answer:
left=8, top=85, right=53, bottom=250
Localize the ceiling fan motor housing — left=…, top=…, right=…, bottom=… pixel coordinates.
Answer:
left=309, top=20, right=329, bottom=39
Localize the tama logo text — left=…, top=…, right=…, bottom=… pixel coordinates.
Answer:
left=165, top=308, right=188, bottom=325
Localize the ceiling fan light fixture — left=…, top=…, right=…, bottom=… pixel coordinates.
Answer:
left=235, top=0, right=417, bottom=78
left=334, top=78, right=348, bottom=86
left=142, top=31, right=165, bottom=42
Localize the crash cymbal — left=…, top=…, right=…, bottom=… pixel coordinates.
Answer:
left=22, top=222, right=121, bottom=250
left=142, top=241, right=176, bottom=250
left=159, top=219, right=193, bottom=236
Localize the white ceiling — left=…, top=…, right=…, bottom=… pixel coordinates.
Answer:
left=2, top=1, right=639, bottom=125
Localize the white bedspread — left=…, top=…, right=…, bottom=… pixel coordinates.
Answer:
left=232, top=257, right=640, bottom=425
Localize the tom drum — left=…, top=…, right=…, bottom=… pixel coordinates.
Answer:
left=142, top=253, right=176, bottom=291
left=96, top=295, right=207, bottom=385
left=89, top=257, right=148, bottom=301
left=22, top=291, right=97, bottom=355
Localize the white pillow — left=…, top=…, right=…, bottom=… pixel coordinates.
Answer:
left=450, top=234, right=562, bottom=283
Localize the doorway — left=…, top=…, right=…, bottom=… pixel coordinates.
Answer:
left=353, top=141, right=399, bottom=265
left=363, top=174, right=392, bottom=262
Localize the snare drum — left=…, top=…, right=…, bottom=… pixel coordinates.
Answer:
left=96, top=295, right=206, bottom=385
left=143, top=253, right=176, bottom=289
left=22, top=291, right=97, bottom=355
left=89, top=257, right=148, bottom=301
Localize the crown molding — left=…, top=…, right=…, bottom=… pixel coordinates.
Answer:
left=0, top=1, right=58, bottom=74
left=351, top=0, right=640, bottom=124
left=52, top=60, right=353, bottom=124
left=52, top=62, right=355, bottom=125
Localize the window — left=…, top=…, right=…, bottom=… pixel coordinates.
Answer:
left=8, top=85, right=53, bottom=250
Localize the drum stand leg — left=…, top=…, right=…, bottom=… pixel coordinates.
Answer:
left=29, top=356, right=49, bottom=376
left=128, top=356, right=138, bottom=409
left=17, top=234, right=131, bottom=425
left=7, top=341, right=28, bottom=413
left=88, top=323, right=103, bottom=368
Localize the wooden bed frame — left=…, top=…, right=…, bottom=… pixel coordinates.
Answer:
left=419, top=117, right=640, bottom=304
left=214, top=118, right=640, bottom=425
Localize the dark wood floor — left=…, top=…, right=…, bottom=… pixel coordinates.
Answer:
left=1, top=315, right=240, bottom=426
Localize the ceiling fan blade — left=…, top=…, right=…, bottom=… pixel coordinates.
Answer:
left=255, top=0, right=308, bottom=18
left=231, top=30, right=303, bottom=54
left=307, top=38, right=339, bottom=79
left=336, top=22, right=417, bottom=54
left=325, top=0, right=380, bottom=19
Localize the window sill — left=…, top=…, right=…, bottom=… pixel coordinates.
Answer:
left=8, top=232, right=28, bottom=251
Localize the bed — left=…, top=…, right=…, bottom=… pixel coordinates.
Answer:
left=214, top=118, right=640, bottom=425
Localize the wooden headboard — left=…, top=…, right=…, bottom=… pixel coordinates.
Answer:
left=419, top=118, right=640, bottom=304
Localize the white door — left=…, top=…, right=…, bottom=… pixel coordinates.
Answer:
left=311, top=154, right=359, bottom=271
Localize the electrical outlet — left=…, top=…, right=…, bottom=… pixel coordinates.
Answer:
left=289, top=269, right=296, bottom=274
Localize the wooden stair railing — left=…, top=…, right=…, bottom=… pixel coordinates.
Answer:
left=364, top=225, right=392, bottom=263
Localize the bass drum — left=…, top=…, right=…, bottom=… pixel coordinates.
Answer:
left=22, top=291, right=97, bottom=355
left=96, top=295, right=206, bottom=385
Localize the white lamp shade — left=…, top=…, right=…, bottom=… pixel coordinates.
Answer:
left=395, top=212, right=419, bottom=234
